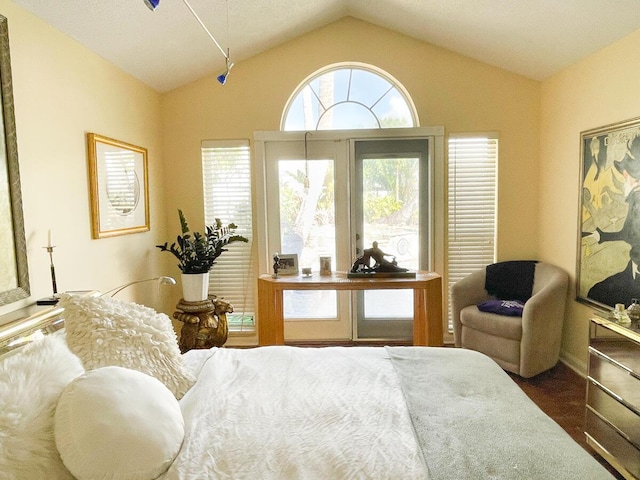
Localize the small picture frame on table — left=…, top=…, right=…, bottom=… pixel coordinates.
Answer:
left=278, top=254, right=299, bottom=275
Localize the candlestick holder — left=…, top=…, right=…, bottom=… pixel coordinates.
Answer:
left=37, top=245, right=59, bottom=305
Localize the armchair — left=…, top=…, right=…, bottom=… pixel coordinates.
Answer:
left=451, top=262, right=569, bottom=378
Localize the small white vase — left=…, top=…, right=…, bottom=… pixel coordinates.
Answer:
left=181, top=272, right=210, bottom=302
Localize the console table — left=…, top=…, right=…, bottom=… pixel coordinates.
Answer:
left=257, top=271, right=443, bottom=346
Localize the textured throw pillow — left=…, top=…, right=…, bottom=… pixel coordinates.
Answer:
left=59, top=294, right=195, bottom=399
left=477, top=299, right=525, bottom=317
left=55, top=366, right=185, bottom=480
left=0, top=333, right=83, bottom=480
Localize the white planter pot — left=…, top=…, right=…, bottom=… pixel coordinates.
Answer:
left=181, top=272, right=210, bottom=301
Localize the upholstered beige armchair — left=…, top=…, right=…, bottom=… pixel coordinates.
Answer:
left=451, top=262, right=569, bottom=378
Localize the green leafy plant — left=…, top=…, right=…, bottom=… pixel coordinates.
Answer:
left=156, top=209, right=248, bottom=274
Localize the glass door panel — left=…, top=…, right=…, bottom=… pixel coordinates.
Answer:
left=353, top=139, right=430, bottom=340
left=264, top=139, right=351, bottom=341
left=279, top=159, right=338, bottom=319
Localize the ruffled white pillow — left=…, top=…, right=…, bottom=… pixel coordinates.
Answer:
left=0, top=333, right=83, bottom=479
left=60, top=294, right=195, bottom=399
left=55, top=366, right=185, bottom=480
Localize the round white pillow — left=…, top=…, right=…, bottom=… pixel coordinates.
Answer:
left=54, top=366, right=185, bottom=480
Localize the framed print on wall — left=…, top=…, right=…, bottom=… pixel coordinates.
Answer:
left=87, top=133, right=150, bottom=239
left=578, top=116, right=640, bottom=310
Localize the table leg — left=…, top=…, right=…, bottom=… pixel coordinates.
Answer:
left=258, top=279, right=285, bottom=345
left=413, top=278, right=443, bottom=346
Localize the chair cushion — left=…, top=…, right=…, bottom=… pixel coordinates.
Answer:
left=477, top=299, right=524, bottom=317
left=460, top=305, right=523, bottom=341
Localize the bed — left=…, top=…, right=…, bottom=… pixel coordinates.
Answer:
left=0, top=293, right=614, bottom=480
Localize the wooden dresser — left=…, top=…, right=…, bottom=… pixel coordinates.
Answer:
left=586, top=316, right=640, bottom=479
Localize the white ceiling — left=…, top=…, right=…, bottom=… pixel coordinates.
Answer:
left=11, top=0, right=640, bottom=93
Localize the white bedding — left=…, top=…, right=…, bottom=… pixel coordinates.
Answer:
left=163, top=346, right=427, bottom=479
left=163, top=346, right=614, bottom=480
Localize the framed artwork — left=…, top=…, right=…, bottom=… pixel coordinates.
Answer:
left=578, top=116, right=640, bottom=309
left=87, top=133, right=150, bottom=239
left=278, top=254, right=299, bottom=275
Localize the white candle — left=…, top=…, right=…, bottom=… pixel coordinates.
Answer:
left=47, top=229, right=53, bottom=247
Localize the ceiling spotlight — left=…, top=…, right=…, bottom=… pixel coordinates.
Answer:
left=144, top=0, right=234, bottom=85
left=143, top=0, right=160, bottom=11
left=217, top=58, right=234, bottom=85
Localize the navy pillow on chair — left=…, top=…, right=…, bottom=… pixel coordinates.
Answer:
left=477, top=299, right=525, bottom=317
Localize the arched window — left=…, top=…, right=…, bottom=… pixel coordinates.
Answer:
left=282, top=63, right=418, bottom=131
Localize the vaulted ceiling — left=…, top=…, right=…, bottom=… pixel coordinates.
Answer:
left=12, top=0, right=640, bottom=92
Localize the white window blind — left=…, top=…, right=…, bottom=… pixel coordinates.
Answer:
left=447, top=135, right=498, bottom=328
left=202, top=140, right=255, bottom=332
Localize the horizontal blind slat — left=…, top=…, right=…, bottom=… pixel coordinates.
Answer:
left=447, top=136, right=498, bottom=329
left=202, top=140, right=255, bottom=329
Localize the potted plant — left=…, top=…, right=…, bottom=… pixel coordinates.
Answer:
left=156, top=209, right=248, bottom=301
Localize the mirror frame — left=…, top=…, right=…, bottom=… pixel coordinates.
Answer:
left=0, top=14, right=29, bottom=306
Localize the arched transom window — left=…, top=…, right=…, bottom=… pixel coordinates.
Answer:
left=282, top=63, right=418, bottom=131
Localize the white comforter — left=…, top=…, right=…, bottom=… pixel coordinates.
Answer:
left=162, top=346, right=428, bottom=480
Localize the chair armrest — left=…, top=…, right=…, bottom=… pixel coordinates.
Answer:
left=450, top=269, right=492, bottom=346
left=519, top=267, right=569, bottom=377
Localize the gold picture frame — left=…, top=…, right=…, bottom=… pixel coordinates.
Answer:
left=577, top=116, right=640, bottom=309
left=87, top=133, right=149, bottom=239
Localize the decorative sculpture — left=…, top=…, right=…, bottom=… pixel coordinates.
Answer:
left=174, top=296, right=233, bottom=352
left=349, top=241, right=410, bottom=275
left=273, top=252, right=282, bottom=278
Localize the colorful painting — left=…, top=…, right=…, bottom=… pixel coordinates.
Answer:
left=578, top=117, right=640, bottom=309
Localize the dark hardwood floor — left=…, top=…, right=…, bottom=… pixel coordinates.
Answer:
left=508, top=362, right=624, bottom=479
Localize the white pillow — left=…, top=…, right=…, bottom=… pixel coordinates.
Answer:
left=0, top=333, right=83, bottom=479
left=60, top=294, right=195, bottom=399
left=55, top=366, right=185, bottom=480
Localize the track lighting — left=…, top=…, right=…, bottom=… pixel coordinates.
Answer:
left=144, top=0, right=233, bottom=85
left=143, top=0, right=160, bottom=11
left=217, top=57, right=234, bottom=85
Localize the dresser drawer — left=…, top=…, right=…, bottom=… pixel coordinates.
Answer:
left=588, top=381, right=640, bottom=447
left=591, top=322, right=640, bottom=374
left=589, top=352, right=640, bottom=412
left=585, top=409, right=640, bottom=478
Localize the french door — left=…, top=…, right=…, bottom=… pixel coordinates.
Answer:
left=352, top=138, right=431, bottom=339
left=263, top=138, right=352, bottom=340
left=257, top=129, right=438, bottom=342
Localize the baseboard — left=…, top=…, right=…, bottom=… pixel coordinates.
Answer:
left=560, top=350, right=587, bottom=378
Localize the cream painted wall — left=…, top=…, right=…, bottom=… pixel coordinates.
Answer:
left=161, top=17, right=541, bottom=295
left=0, top=0, right=174, bottom=319
left=540, top=28, right=640, bottom=373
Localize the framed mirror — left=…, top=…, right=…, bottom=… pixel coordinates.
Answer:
left=0, top=14, right=29, bottom=306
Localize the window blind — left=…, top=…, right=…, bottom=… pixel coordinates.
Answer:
left=447, top=135, right=498, bottom=328
left=202, top=140, right=255, bottom=332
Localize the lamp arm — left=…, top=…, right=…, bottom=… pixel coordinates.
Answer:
left=181, top=0, right=228, bottom=60
left=101, top=276, right=176, bottom=297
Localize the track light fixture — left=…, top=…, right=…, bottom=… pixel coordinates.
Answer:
left=143, top=0, right=160, bottom=11
left=217, top=56, right=234, bottom=85
left=144, top=0, right=233, bottom=85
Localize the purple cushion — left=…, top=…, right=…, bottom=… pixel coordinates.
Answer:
left=477, top=299, right=525, bottom=317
